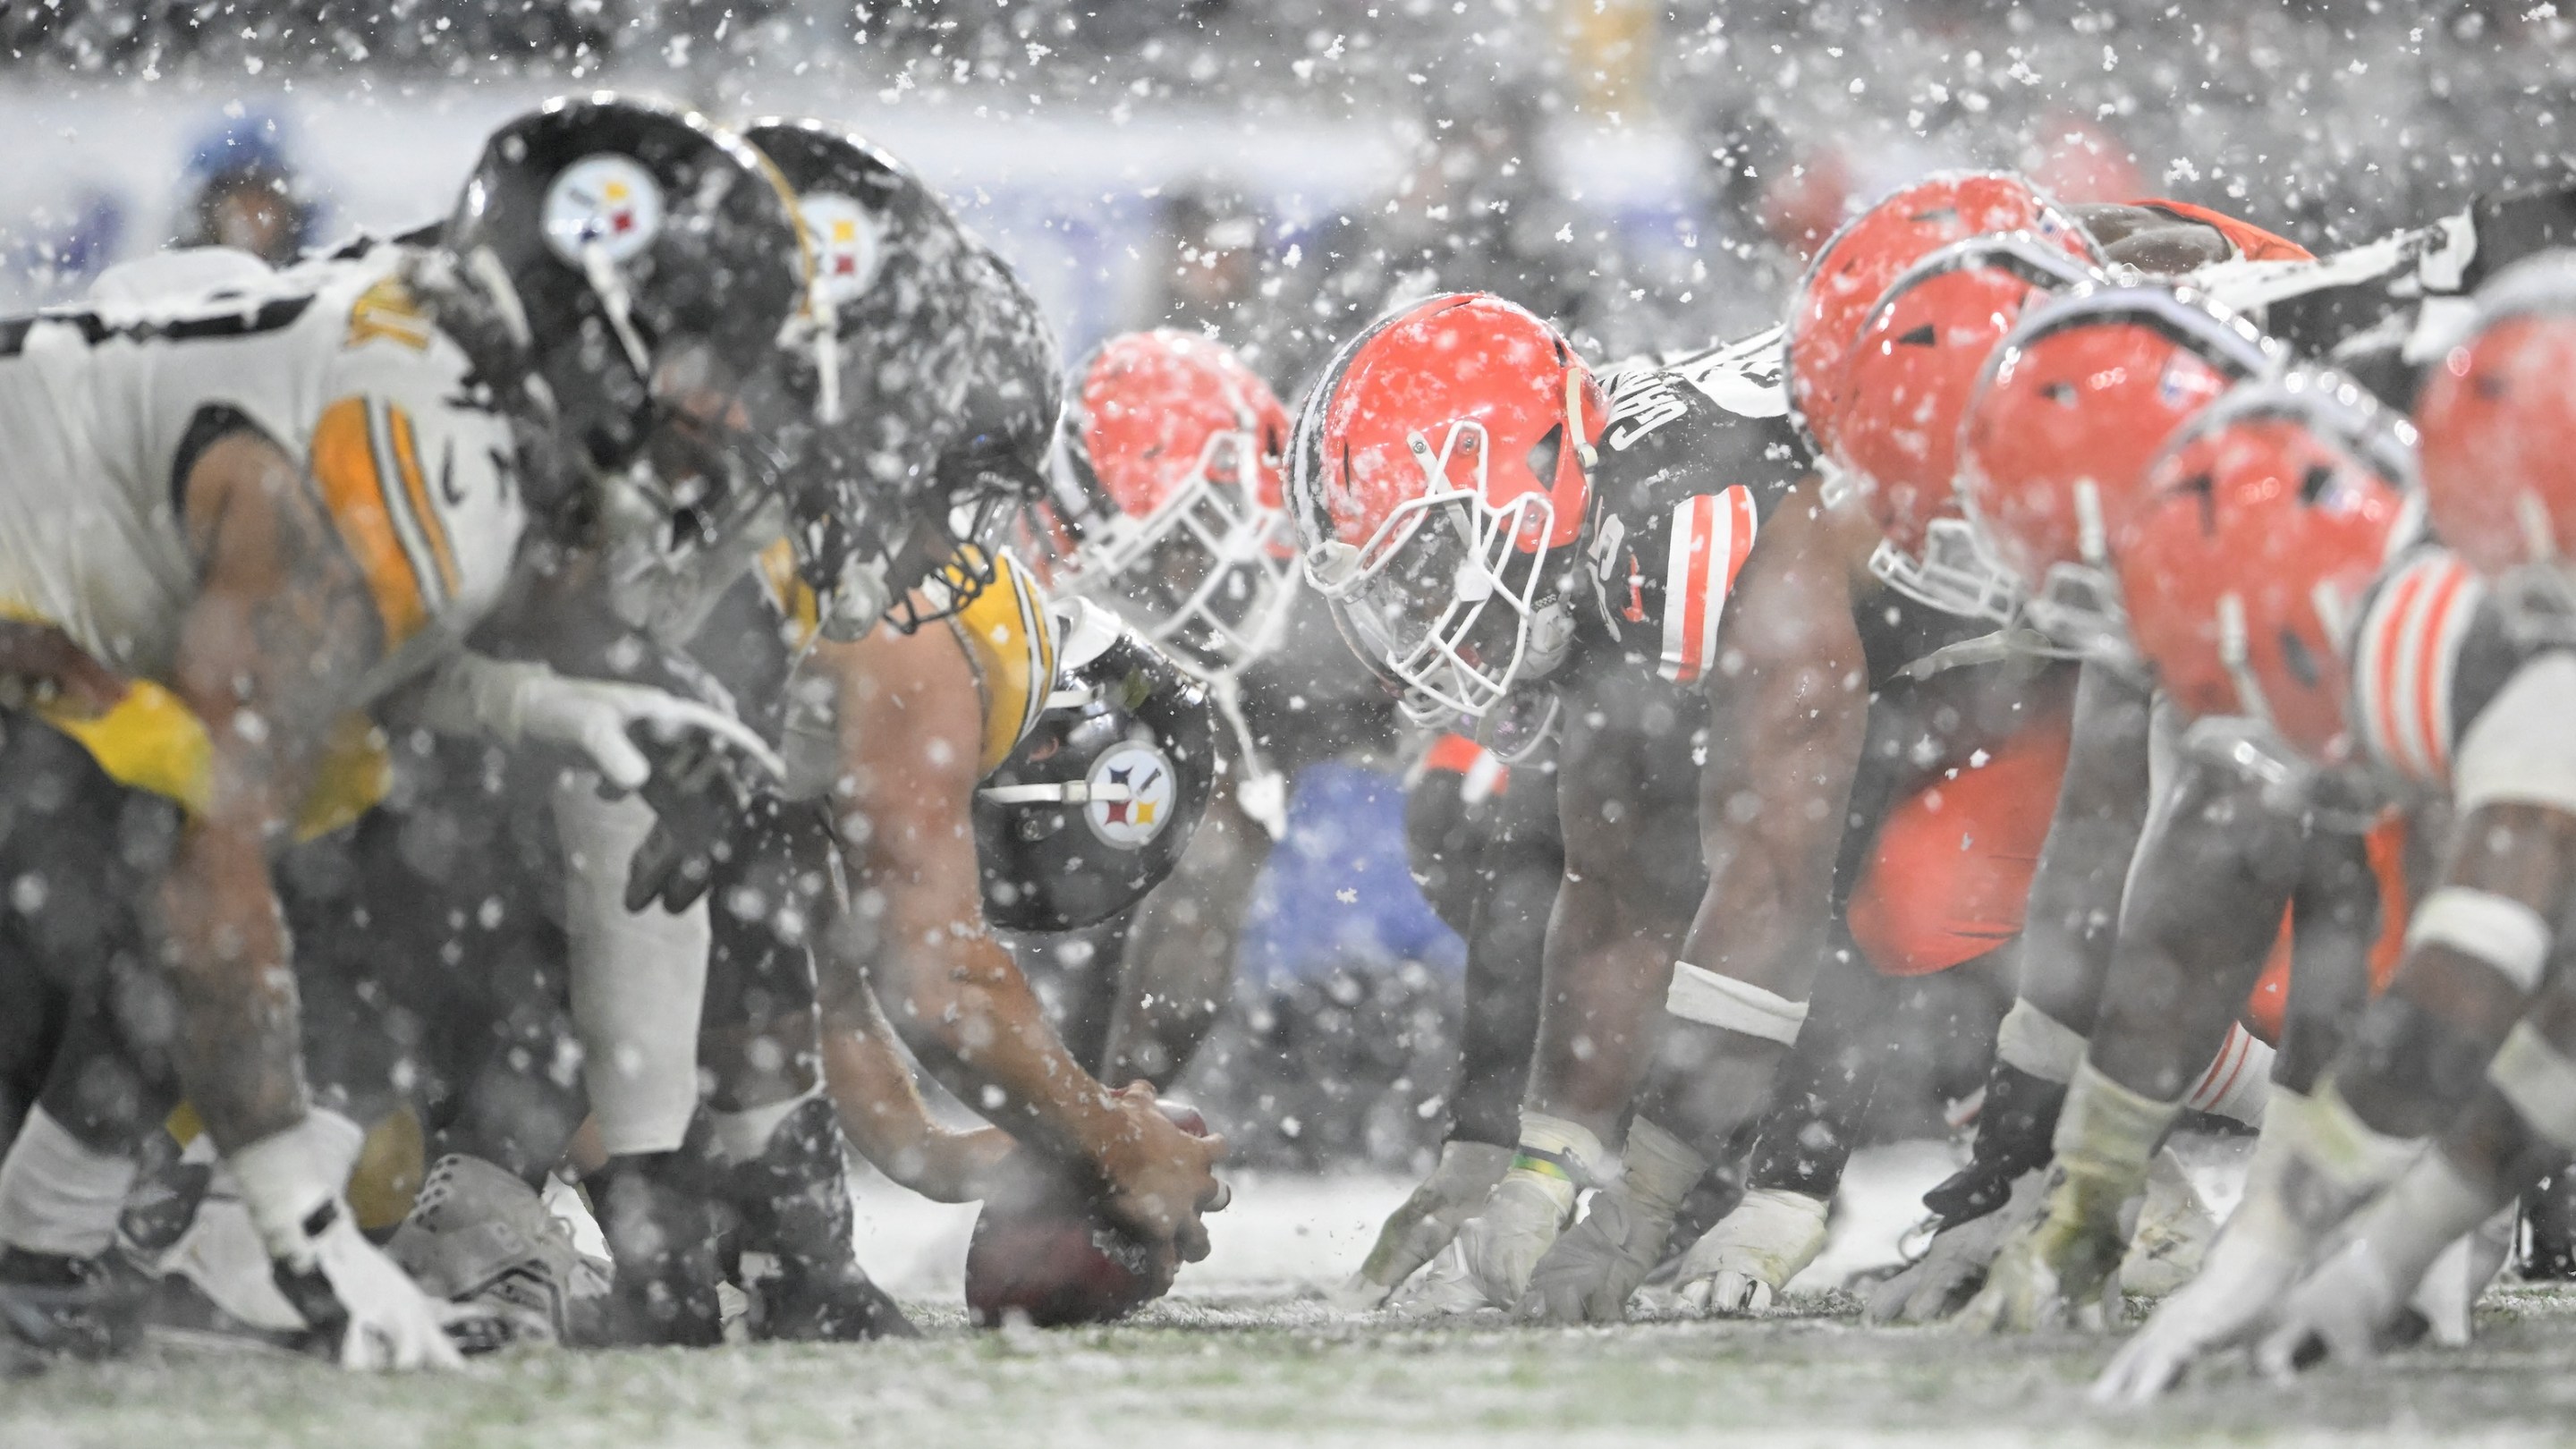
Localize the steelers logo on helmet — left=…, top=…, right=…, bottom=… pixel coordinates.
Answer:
left=540, top=152, right=665, bottom=265
left=799, top=191, right=884, bottom=310
left=1084, top=740, right=1178, bottom=848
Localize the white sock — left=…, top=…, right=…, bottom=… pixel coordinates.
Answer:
left=0, top=1107, right=140, bottom=1258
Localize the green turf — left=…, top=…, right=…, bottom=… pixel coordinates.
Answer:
left=12, top=1290, right=2576, bottom=1448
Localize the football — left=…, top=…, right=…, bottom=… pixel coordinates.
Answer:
left=962, top=1102, right=1209, bottom=1328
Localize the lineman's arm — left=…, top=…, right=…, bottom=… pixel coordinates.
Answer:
left=163, top=428, right=387, bottom=1150
left=817, top=623, right=1224, bottom=1255
left=1680, top=485, right=1873, bottom=998
left=815, top=921, right=1022, bottom=1204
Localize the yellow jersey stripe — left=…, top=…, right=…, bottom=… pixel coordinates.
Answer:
left=386, top=405, right=462, bottom=600
left=757, top=538, right=820, bottom=648
left=309, top=397, right=429, bottom=645
left=946, top=548, right=1059, bottom=777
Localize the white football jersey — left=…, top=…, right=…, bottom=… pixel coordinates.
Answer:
left=0, top=246, right=527, bottom=700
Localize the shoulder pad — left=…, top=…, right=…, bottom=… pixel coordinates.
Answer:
left=1656, top=326, right=1790, bottom=419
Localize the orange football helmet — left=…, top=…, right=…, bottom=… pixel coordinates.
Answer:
left=1784, top=170, right=2091, bottom=453
left=2414, top=253, right=2576, bottom=637
left=1958, top=284, right=2284, bottom=654
left=1288, top=293, right=1605, bottom=718
left=1038, top=330, right=1294, bottom=674
left=2119, top=369, right=2419, bottom=764
left=1829, top=233, right=2106, bottom=623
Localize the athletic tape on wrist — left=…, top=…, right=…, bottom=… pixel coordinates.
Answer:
left=2406, top=886, right=2552, bottom=995
left=1665, top=962, right=1808, bottom=1045
left=1994, top=998, right=2088, bottom=1084
left=2487, top=1021, right=2576, bottom=1154
left=1512, top=1112, right=1610, bottom=1189
left=226, top=1110, right=365, bottom=1257
left=1620, top=1116, right=1710, bottom=1216
left=2300, top=1079, right=2424, bottom=1193
left=2367, top=1150, right=2503, bottom=1287
left=2050, top=1061, right=2182, bottom=1181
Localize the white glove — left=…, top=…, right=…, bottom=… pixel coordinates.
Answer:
left=2114, top=1147, right=2220, bottom=1299
left=1518, top=1185, right=1669, bottom=1325
left=2410, top=1202, right=2515, bottom=1348
left=2089, top=1201, right=2307, bottom=1405
left=1864, top=1168, right=2046, bottom=1326
left=1451, top=1173, right=1574, bottom=1310
left=230, top=1112, right=462, bottom=1370
left=2254, top=1149, right=2510, bottom=1376
left=1520, top=1120, right=1705, bottom=1326
left=1332, top=1140, right=1513, bottom=1310
left=417, top=654, right=784, bottom=792
left=1675, top=1188, right=1831, bottom=1316
left=2252, top=1235, right=2405, bottom=1379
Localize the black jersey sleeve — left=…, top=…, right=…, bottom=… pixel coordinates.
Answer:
left=1575, top=356, right=1810, bottom=682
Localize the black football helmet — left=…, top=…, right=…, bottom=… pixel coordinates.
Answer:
left=446, top=94, right=809, bottom=581
left=976, top=601, right=1216, bottom=932
left=743, top=118, right=1062, bottom=638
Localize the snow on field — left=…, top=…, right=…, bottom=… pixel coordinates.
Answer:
left=10, top=1142, right=2576, bottom=1449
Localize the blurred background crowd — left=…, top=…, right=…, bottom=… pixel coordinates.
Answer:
left=4, top=0, right=2570, bottom=1172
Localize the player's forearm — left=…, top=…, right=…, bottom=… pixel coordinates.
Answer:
left=818, top=1010, right=1021, bottom=1201
left=157, top=814, right=309, bottom=1149
left=1526, top=869, right=1674, bottom=1131
left=2089, top=767, right=2303, bottom=1101
left=876, top=932, right=1125, bottom=1167
left=2013, top=665, right=2157, bottom=1031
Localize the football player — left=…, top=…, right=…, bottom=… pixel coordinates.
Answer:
left=1288, top=171, right=2119, bottom=1324
left=527, top=121, right=1227, bottom=1344
left=1013, top=327, right=1297, bottom=1087
left=0, top=94, right=811, bottom=1368
left=2098, top=259, right=2576, bottom=1397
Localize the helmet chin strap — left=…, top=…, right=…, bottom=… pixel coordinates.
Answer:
left=2074, top=479, right=2109, bottom=567
left=580, top=240, right=656, bottom=385
left=1564, top=367, right=1598, bottom=470
left=2216, top=591, right=2276, bottom=733
left=462, top=245, right=535, bottom=352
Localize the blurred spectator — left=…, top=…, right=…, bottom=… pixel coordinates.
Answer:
left=12, top=191, right=126, bottom=299
left=2025, top=111, right=2146, bottom=206
left=1185, top=758, right=1466, bottom=1171
left=1757, top=142, right=1854, bottom=263
left=1139, top=182, right=1267, bottom=337
left=173, top=108, right=315, bottom=265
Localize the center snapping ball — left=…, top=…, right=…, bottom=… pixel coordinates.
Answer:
left=963, top=1101, right=1210, bottom=1327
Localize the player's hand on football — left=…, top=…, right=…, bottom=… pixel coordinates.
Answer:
left=1674, top=1187, right=1831, bottom=1316
left=1333, top=1139, right=1513, bottom=1309
left=1093, top=1081, right=1228, bottom=1262
left=1865, top=1168, right=2045, bottom=1325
